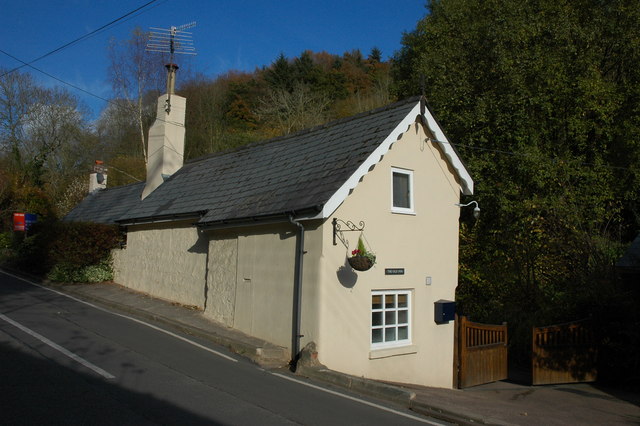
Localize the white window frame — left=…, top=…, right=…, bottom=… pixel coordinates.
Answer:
left=391, top=167, right=414, bottom=214
left=371, top=290, right=412, bottom=349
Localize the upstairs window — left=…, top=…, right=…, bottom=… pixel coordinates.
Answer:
left=391, top=168, right=414, bottom=214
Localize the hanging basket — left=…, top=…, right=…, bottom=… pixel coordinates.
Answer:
left=348, top=255, right=374, bottom=272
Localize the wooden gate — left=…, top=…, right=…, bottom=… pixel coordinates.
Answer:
left=532, top=319, right=597, bottom=385
left=455, top=316, right=508, bottom=388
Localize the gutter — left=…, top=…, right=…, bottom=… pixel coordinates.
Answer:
left=117, top=211, right=206, bottom=226
left=197, top=206, right=322, bottom=231
left=288, top=215, right=305, bottom=369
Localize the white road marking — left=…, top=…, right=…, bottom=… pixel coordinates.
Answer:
left=271, top=372, right=445, bottom=425
left=0, top=312, right=116, bottom=379
left=0, top=270, right=238, bottom=363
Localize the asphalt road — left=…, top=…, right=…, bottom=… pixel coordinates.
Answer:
left=0, top=272, right=445, bottom=425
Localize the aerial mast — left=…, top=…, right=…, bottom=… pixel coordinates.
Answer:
left=146, top=21, right=197, bottom=113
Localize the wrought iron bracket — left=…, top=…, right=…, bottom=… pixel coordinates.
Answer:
left=332, top=218, right=365, bottom=248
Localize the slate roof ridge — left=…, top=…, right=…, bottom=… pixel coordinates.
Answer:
left=184, top=96, right=423, bottom=166
left=90, top=179, right=144, bottom=193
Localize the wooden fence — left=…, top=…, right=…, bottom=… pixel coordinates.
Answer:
left=532, top=319, right=597, bottom=385
left=456, top=316, right=508, bottom=388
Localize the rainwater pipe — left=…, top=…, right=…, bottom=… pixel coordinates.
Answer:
left=288, top=214, right=305, bottom=369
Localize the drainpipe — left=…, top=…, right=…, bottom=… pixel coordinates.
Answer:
left=288, top=214, right=305, bottom=369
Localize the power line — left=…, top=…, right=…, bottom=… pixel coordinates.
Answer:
left=0, top=48, right=112, bottom=104
left=0, top=0, right=162, bottom=79
left=0, top=48, right=185, bottom=130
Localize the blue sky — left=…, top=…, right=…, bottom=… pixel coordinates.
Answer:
left=0, top=0, right=427, bottom=118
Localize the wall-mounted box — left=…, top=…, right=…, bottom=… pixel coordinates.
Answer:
left=434, top=299, right=456, bottom=324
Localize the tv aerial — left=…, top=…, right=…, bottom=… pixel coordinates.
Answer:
left=146, top=21, right=197, bottom=113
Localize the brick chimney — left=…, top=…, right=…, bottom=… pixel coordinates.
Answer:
left=89, top=160, right=107, bottom=194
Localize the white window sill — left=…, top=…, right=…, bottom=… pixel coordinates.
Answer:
left=390, top=209, right=416, bottom=216
left=369, top=344, right=418, bottom=359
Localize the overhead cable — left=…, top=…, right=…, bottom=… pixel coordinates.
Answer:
left=0, top=0, right=162, bottom=78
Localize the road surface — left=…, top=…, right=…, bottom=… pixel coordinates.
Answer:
left=0, top=270, right=446, bottom=425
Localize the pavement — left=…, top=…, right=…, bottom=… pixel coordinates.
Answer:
left=14, top=277, right=640, bottom=425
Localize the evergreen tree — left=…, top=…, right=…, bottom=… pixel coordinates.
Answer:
left=393, top=0, right=640, bottom=375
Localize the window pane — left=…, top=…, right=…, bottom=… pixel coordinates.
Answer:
left=372, top=311, right=383, bottom=326
left=397, top=293, right=408, bottom=308
left=398, top=326, right=408, bottom=340
left=385, top=311, right=396, bottom=325
left=385, top=294, right=395, bottom=309
left=393, top=172, right=410, bottom=208
left=372, top=295, right=382, bottom=309
left=385, top=327, right=396, bottom=342
left=398, top=310, right=408, bottom=324
left=372, top=328, right=383, bottom=343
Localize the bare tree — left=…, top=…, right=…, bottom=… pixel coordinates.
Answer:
left=22, top=87, right=91, bottom=187
left=257, top=82, right=330, bottom=135
left=107, top=27, right=165, bottom=164
left=0, top=69, right=38, bottom=168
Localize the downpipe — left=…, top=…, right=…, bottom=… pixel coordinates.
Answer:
left=288, top=215, right=305, bottom=370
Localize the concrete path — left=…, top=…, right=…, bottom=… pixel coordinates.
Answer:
left=10, top=275, right=639, bottom=426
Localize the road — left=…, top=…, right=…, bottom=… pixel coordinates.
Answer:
left=0, top=271, right=445, bottom=425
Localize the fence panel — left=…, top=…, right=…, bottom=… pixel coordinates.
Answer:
left=532, top=319, right=597, bottom=385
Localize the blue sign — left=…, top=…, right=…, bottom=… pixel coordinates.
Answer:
left=25, top=213, right=37, bottom=230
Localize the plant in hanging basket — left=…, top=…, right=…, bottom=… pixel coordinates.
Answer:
left=348, top=237, right=376, bottom=271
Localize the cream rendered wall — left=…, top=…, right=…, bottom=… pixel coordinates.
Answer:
left=203, top=223, right=322, bottom=350
left=315, top=121, right=463, bottom=389
left=112, top=220, right=207, bottom=307
left=204, top=235, right=238, bottom=326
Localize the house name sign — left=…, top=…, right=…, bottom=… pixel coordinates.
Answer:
left=385, top=268, right=405, bottom=275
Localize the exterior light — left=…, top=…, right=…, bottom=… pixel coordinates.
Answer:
left=456, top=200, right=480, bottom=219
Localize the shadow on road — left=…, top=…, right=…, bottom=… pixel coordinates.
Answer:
left=0, top=340, right=220, bottom=425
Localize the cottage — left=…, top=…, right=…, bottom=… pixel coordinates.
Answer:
left=66, top=95, right=473, bottom=388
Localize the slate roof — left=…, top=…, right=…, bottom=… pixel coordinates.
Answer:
left=64, top=182, right=144, bottom=224
left=66, top=96, right=472, bottom=227
left=116, top=96, right=424, bottom=226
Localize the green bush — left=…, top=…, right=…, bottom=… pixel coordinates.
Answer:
left=0, top=232, right=10, bottom=249
left=11, top=223, right=57, bottom=275
left=47, top=222, right=121, bottom=268
left=6, top=221, right=122, bottom=282
left=47, top=258, right=114, bottom=283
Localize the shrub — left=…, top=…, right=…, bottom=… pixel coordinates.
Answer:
left=6, top=220, right=122, bottom=282
left=0, top=232, right=10, bottom=249
left=47, top=222, right=121, bottom=268
left=47, top=258, right=114, bottom=283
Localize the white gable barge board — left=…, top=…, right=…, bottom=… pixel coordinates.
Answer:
left=319, top=101, right=473, bottom=219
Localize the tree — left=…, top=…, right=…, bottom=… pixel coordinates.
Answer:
left=263, top=53, right=294, bottom=92
left=257, top=82, right=331, bottom=135
left=393, top=0, right=640, bottom=370
left=21, top=87, right=89, bottom=186
left=180, top=72, right=265, bottom=159
left=0, top=69, right=38, bottom=172
left=367, top=47, right=382, bottom=63
left=107, top=27, right=166, bottom=164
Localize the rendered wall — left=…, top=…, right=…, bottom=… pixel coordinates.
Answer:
left=314, top=121, right=463, bottom=388
left=205, top=235, right=237, bottom=326
left=204, top=223, right=322, bottom=351
left=112, top=220, right=207, bottom=307
left=142, top=95, right=186, bottom=199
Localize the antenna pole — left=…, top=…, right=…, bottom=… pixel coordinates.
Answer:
left=146, top=21, right=197, bottom=113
